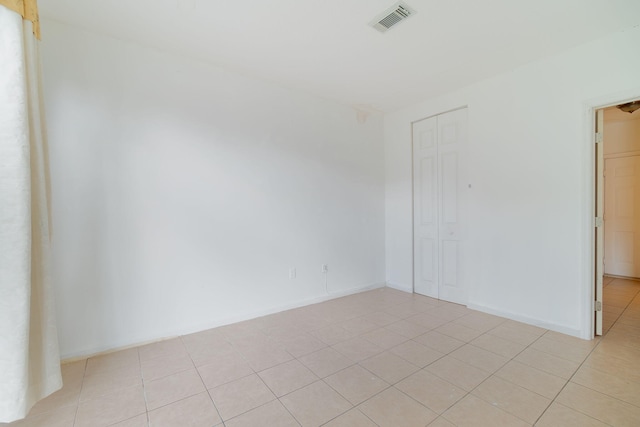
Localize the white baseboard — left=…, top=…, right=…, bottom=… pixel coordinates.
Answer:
left=466, top=302, right=585, bottom=339
left=61, top=281, right=387, bottom=361
left=385, top=281, right=412, bottom=293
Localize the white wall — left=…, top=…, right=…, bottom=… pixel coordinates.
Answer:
left=385, top=26, right=640, bottom=338
left=41, top=20, right=385, bottom=358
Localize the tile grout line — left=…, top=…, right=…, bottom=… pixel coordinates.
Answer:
left=530, top=334, right=606, bottom=425
left=440, top=312, right=611, bottom=424
left=270, top=296, right=441, bottom=426
left=251, top=363, right=304, bottom=427
left=386, top=311, right=499, bottom=423
left=530, top=278, right=640, bottom=426
left=600, top=277, right=640, bottom=336
left=187, top=350, right=224, bottom=426
left=482, top=329, right=567, bottom=426
left=386, top=311, right=528, bottom=424
left=325, top=311, right=522, bottom=425
left=133, top=347, right=151, bottom=427
left=436, top=317, right=548, bottom=425
left=70, top=358, right=88, bottom=427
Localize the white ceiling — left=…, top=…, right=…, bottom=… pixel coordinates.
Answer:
left=38, top=0, right=640, bottom=112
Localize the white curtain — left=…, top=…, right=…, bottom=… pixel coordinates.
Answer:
left=0, top=5, right=62, bottom=423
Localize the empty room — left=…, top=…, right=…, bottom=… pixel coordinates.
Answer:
left=1, top=0, right=640, bottom=426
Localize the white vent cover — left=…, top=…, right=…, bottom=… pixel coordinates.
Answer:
left=370, top=2, right=416, bottom=33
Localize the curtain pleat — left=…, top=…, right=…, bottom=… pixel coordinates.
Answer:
left=0, top=5, right=62, bottom=423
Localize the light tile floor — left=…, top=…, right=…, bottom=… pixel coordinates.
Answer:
left=3, top=277, right=640, bottom=427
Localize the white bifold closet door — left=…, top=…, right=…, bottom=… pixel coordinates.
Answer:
left=413, top=108, right=468, bottom=304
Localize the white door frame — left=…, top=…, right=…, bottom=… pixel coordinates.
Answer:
left=584, top=90, right=640, bottom=339
left=594, top=108, right=604, bottom=336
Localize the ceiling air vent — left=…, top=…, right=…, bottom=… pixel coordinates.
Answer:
left=370, top=2, right=416, bottom=33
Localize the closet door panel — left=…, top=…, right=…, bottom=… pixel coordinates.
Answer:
left=437, top=108, right=468, bottom=304
left=413, top=117, right=439, bottom=298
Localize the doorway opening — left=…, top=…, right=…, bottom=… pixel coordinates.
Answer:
left=594, top=99, right=640, bottom=336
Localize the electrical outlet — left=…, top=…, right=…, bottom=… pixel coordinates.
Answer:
left=321, top=264, right=328, bottom=273
left=289, top=268, right=296, bottom=279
